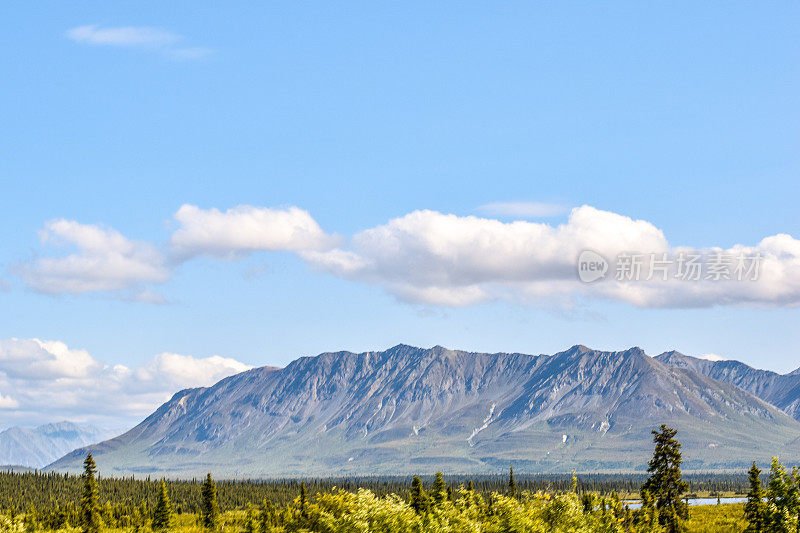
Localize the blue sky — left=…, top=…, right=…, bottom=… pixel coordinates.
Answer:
left=1, top=2, right=799, bottom=427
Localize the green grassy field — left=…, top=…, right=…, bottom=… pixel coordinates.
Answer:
left=685, top=503, right=747, bottom=533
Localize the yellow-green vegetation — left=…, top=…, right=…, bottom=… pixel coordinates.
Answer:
left=685, top=503, right=746, bottom=533
left=0, top=493, right=752, bottom=533
left=3, top=426, right=799, bottom=532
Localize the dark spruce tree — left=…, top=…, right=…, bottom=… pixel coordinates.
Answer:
left=744, top=461, right=766, bottom=533
left=642, top=424, right=688, bottom=533
left=765, top=457, right=798, bottom=533
left=151, top=479, right=172, bottom=530
left=80, top=453, right=101, bottom=533
left=432, top=472, right=447, bottom=505
left=410, top=476, right=428, bottom=514
left=200, top=473, right=220, bottom=530
left=507, top=465, right=516, bottom=498
left=299, top=481, right=308, bottom=517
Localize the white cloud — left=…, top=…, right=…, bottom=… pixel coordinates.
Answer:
left=169, top=204, right=339, bottom=260
left=476, top=201, right=569, bottom=218
left=0, top=395, right=19, bottom=410
left=65, top=25, right=210, bottom=59
left=66, top=25, right=180, bottom=47
left=303, top=206, right=800, bottom=308
left=699, top=353, right=726, bottom=361
left=0, top=338, right=251, bottom=427
left=17, top=219, right=170, bottom=297
left=304, top=206, right=667, bottom=305
left=133, top=352, right=251, bottom=391
left=15, top=204, right=800, bottom=309
left=0, top=339, right=102, bottom=380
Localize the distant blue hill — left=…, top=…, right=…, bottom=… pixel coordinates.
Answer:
left=0, top=422, right=112, bottom=468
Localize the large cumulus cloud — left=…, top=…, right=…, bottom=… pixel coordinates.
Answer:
left=0, top=338, right=251, bottom=427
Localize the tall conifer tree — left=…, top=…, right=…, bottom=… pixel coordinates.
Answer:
left=80, top=453, right=100, bottom=533
left=151, top=479, right=172, bottom=530
left=641, top=425, right=688, bottom=533
left=744, top=462, right=766, bottom=533
left=766, top=457, right=798, bottom=533
left=432, top=472, right=446, bottom=504
left=200, top=473, right=220, bottom=530
left=507, top=465, right=517, bottom=498
left=410, top=476, right=428, bottom=514
left=299, top=481, right=307, bottom=517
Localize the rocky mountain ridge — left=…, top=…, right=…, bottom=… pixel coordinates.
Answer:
left=655, top=351, right=800, bottom=420
left=48, top=345, right=800, bottom=477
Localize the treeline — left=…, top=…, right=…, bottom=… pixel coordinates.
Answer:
left=435, top=473, right=748, bottom=496
left=0, top=425, right=696, bottom=532
left=0, top=471, right=749, bottom=515
left=0, top=471, right=313, bottom=514
left=7, top=456, right=678, bottom=533
left=3, top=424, right=798, bottom=532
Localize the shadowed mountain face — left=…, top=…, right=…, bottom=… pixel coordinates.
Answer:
left=0, top=422, right=110, bottom=468
left=48, top=345, right=800, bottom=478
left=656, top=351, right=800, bottom=421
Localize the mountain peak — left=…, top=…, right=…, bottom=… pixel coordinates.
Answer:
left=47, top=343, right=800, bottom=477
left=657, top=350, right=687, bottom=359
left=382, top=343, right=424, bottom=356
left=654, top=350, right=705, bottom=368
left=430, top=344, right=456, bottom=356
left=625, top=346, right=647, bottom=356
left=389, top=343, right=417, bottom=351
left=565, top=344, right=592, bottom=354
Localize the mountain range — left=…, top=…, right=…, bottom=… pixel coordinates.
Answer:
left=0, top=422, right=111, bottom=469
left=655, top=351, right=800, bottom=421
left=47, top=344, right=800, bottom=478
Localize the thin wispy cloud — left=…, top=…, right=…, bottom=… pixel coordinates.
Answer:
left=65, top=25, right=211, bottom=59
left=476, top=201, right=569, bottom=219
left=66, top=25, right=179, bottom=47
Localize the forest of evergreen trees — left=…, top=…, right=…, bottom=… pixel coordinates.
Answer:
left=0, top=470, right=749, bottom=515
left=0, top=426, right=797, bottom=532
